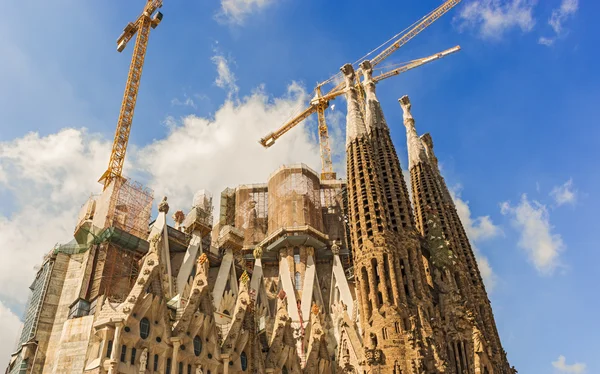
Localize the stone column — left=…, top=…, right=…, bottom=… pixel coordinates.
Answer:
left=388, top=257, right=401, bottom=307
left=367, top=265, right=379, bottom=310
left=108, top=320, right=123, bottom=374
left=222, top=353, right=230, bottom=374
left=172, top=337, right=181, bottom=373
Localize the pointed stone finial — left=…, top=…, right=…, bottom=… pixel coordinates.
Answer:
left=253, top=245, right=263, bottom=259
left=399, top=95, right=428, bottom=170
left=359, top=60, right=376, bottom=101
left=312, top=302, right=320, bottom=315
left=341, top=63, right=355, bottom=88
left=341, top=63, right=368, bottom=146
left=240, top=270, right=250, bottom=285
left=197, top=253, right=208, bottom=266
left=172, top=210, right=185, bottom=229
left=399, top=95, right=414, bottom=126
left=331, top=241, right=341, bottom=256
left=158, top=196, right=169, bottom=213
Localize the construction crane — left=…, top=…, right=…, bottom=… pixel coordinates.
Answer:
left=98, top=0, right=164, bottom=190
left=259, top=0, right=462, bottom=181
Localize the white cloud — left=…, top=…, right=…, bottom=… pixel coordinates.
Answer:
left=501, top=194, right=565, bottom=274
left=550, top=178, right=577, bottom=206
left=457, top=0, right=536, bottom=39
left=538, top=36, right=555, bottom=46
left=135, top=81, right=321, bottom=214
left=216, top=0, right=275, bottom=25
left=549, top=0, right=579, bottom=34
left=552, top=355, right=586, bottom=374
left=539, top=0, right=579, bottom=47
left=212, top=54, right=239, bottom=99
left=451, top=186, right=502, bottom=290
left=0, top=300, right=21, bottom=368
left=0, top=129, right=110, bottom=306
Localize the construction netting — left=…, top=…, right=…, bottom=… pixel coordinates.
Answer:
left=15, top=261, right=53, bottom=349
left=267, top=164, right=324, bottom=235
left=235, top=184, right=269, bottom=247
left=106, top=178, right=153, bottom=239
left=320, top=181, right=348, bottom=248
left=219, top=187, right=236, bottom=227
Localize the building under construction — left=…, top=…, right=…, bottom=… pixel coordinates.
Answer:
left=5, top=0, right=516, bottom=373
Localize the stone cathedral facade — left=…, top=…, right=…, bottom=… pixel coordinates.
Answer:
left=6, top=62, right=515, bottom=374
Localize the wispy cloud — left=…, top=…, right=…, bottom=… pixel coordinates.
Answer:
left=212, top=53, right=239, bottom=100
left=550, top=178, right=577, bottom=206
left=550, top=0, right=579, bottom=34
left=171, top=95, right=198, bottom=110
left=501, top=194, right=565, bottom=274
left=452, top=186, right=502, bottom=290
left=216, top=0, right=275, bottom=25
left=457, top=0, right=537, bottom=40
left=552, top=355, right=586, bottom=374
left=538, top=36, right=555, bottom=46
left=539, top=0, right=579, bottom=46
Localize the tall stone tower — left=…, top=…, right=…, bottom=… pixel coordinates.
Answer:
left=342, top=63, right=433, bottom=373
left=400, top=95, right=513, bottom=374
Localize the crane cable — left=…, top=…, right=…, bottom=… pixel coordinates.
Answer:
left=317, top=6, right=437, bottom=89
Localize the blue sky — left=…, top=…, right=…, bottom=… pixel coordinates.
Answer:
left=0, top=0, right=598, bottom=372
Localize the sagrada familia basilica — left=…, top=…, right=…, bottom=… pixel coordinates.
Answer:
left=6, top=62, right=515, bottom=374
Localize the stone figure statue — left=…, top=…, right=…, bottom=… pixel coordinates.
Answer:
left=139, top=348, right=148, bottom=372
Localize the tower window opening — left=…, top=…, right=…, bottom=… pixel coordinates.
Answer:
left=106, top=340, right=113, bottom=358
left=120, top=345, right=127, bottom=363
left=140, top=317, right=150, bottom=339
left=154, top=354, right=159, bottom=371
left=166, top=358, right=172, bottom=374
left=295, top=272, right=302, bottom=290
left=130, top=347, right=136, bottom=365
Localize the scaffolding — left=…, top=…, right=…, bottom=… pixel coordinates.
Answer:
left=107, top=178, right=154, bottom=239
left=235, top=184, right=269, bottom=247
left=15, top=260, right=53, bottom=349
left=219, top=187, right=236, bottom=227
left=267, top=164, right=323, bottom=235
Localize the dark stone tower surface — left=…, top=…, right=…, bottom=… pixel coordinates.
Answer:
left=400, top=95, right=513, bottom=374
left=342, top=63, right=437, bottom=374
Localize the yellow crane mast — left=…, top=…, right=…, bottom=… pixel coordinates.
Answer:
left=259, top=0, right=462, bottom=181
left=99, top=0, right=164, bottom=189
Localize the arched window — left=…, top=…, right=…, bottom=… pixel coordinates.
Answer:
left=187, top=364, right=192, bottom=374
left=295, top=272, right=302, bottom=290
left=193, top=336, right=202, bottom=356
left=106, top=340, right=113, bottom=358
left=130, top=347, right=137, bottom=365
left=240, top=351, right=248, bottom=371
left=120, top=345, right=127, bottom=363
left=140, top=317, right=150, bottom=339
left=178, top=362, right=183, bottom=374
left=166, top=358, right=172, bottom=374
left=153, top=354, right=159, bottom=371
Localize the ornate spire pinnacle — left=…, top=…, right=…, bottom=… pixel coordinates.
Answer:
left=399, top=95, right=428, bottom=170
left=341, top=63, right=368, bottom=147
left=359, top=60, right=377, bottom=102
left=360, top=60, right=389, bottom=135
